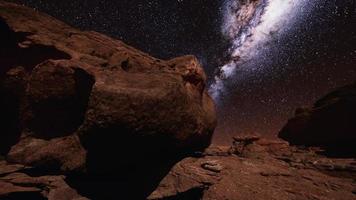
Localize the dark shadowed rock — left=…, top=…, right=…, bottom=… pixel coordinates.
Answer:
left=0, top=0, right=216, bottom=169
left=279, top=82, right=356, bottom=157
left=0, top=1, right=216, bottom=198
left=26, top=60, right=95, bottom=139
left=0, top=161, right=88, bottom=200
left=7, top=135, right=86, bottom=173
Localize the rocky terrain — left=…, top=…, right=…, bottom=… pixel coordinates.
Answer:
left=279, top=82, right=356, bottom=157
left=149, top=136, right=356, bottom=200
left=0, top=1, right=355, bottom=200
left=1, top=135, right=356, bottom=200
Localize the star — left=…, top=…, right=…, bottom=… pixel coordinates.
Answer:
left=6, top=0, right=356, bottom=142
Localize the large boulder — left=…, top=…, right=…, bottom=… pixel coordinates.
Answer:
left=279, top=82, right=356, bottom=156
left=0, top=0, right=216, bottom=177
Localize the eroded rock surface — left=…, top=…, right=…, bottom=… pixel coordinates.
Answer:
left=0, top=1, right=216, bottom=174
left=0, top=161, right=87, bottom=200
left=1, top=136, right=355, bottom=200
left=0, top=1, right=216, bottom=199
left=149, top=137, right=356, bottom=200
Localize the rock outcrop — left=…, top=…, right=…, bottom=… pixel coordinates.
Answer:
left=1, top=1, right=355, bottom=200
left=0, top=1, right=216, bottom=198
left=0, top=161, right=88, bottom=200
left=0, top=0, right=216, bottom=170
left=279, top=82, right=356, bottom=156
left=2, top=136, right=355, bottom=200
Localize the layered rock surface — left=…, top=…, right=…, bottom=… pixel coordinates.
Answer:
left=2, top=135, right=356, bottom=200
left=149, top=136, right=356, bottom=200
left=0, top=161, right=88, bottom=200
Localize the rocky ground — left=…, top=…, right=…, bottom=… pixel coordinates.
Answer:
left=1, top=136, right=356, bottom=200
left=0, top=1, right=355, bottom=200
left=150, top=136, right=356, bottom=200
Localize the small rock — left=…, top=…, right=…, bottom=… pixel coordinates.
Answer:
left=201, top=160, right=223, bottom=173
left=233, top=134, right=261, bottom=143
left=230, top=134, right=261, bottom=156
left=203, top=146, right=231, bottom=157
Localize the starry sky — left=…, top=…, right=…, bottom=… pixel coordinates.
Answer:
left=7, top=0, right=356, bottom=144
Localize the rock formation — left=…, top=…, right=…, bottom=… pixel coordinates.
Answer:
left=0, top=161, right=88, bottom=200
left=279, top=82, right=356, bottom=157
left=1, top=1, right=355, bottom=200
left=0, top=1, right=216, bottom=198
left=2, top=134, right=356, bottom=200
left=149, top=136, right=356, bottom=200
left=0, top=0, right=216, bottom=167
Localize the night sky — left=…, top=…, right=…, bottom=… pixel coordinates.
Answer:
left=7, top=0, right=356, bottom=144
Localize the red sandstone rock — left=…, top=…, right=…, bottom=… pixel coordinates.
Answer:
left=1, top=2, right=355, bottom=200
left=0, top=1, right=216, bottom=174
left=0, top=161, right=87, bottom=200
left=149, top=137, right=356, bottom=200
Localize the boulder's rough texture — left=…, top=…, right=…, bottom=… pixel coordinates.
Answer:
left=147, top=158, right=221, bottom=200
left=149, top=137, right=356, bottom=200
left=0, top=161, right=88, bottom=200
left=6, top=135, right=86, bottom=173
left=0, top=2, right=216, bottom=198
left=279, top=82, right=356, bottom=156
left=0, top=0, right=216, bottom=176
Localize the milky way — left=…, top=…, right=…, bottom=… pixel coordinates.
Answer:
left=6, top=0, right=356, bottom=143
left=210, top=0, right=314, bottom=100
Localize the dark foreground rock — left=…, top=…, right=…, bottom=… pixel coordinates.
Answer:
left=0, top=0, right=216, bottom=171
left=2, top=137, right=355, bottom=200
left=0, top=1, right=216, bottom=199
left=279, top=82, right=356, bottom=157
left=0, top=161, right=88, bottom=200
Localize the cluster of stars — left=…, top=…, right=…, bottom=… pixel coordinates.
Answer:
left=7, top=0, right=356, bottom=143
